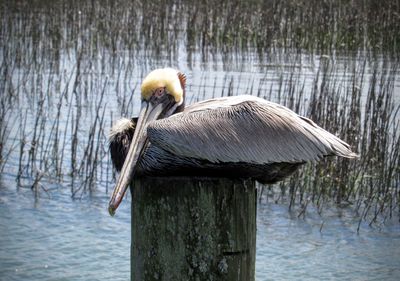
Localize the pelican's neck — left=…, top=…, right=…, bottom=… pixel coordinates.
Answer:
left=175, top=84, right=185, bottom=113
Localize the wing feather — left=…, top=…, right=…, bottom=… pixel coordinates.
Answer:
left=147, top=96, right=357, bottom=164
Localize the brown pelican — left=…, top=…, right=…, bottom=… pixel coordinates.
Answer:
left=108, top=68, right=357, bottom=215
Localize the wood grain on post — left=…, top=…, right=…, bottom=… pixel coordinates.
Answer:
left=131, top=177, right=256, bottom=281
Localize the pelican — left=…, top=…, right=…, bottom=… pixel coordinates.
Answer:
left=108, top=68, right=357, bottom=215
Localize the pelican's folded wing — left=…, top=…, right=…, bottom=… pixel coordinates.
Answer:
left=147, top=96, right=357, bottom=164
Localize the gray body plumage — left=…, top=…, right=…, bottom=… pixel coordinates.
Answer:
left=109, top=95, right=357, bottom=184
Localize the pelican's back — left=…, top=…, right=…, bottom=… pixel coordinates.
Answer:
left=147, top=96, right=358, bottom=165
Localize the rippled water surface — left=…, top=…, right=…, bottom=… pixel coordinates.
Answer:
left=1, top=181, right=399, bottom=281
left=256, top=202, right=400, bottom=280
left=0, top=183, right=130, bottom=281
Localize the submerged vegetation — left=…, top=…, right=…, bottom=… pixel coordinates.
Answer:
left=0, top=0, right=399, bottom=223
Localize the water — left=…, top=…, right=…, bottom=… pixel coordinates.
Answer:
left=1, top=1, right=400, bottom=280
left=256, top=202, right=400, bottom=280
left=1, top=181, right=399, bottom=281
left=0, top=181, right=131, bottom=281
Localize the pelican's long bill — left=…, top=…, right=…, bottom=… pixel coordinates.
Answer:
left=108, top=100, right=166, bottom=216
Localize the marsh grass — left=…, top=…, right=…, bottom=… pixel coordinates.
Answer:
left=0, top=0, right=399, bottom=221
left=268, top=57, right=400, bottom=226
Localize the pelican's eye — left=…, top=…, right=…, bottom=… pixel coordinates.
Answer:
left=154, top=87, right=166, bottom=98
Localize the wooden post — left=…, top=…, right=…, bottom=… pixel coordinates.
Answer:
left=131, top=177, right=256, bottom=281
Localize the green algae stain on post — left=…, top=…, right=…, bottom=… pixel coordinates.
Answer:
left=131, top=177, right=256, bottom=281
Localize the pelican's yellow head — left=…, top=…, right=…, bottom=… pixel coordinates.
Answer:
left=108, top=68, right=186, bottom=216
left=141, top=68, right=186, bottom=105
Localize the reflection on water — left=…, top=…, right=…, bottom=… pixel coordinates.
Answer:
left=1, top=182, right=399, bottom=281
